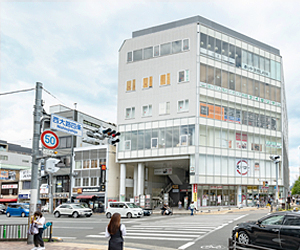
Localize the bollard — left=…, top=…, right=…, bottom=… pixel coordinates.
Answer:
left=3, top=225, right=6, bottom=239
left=18, top=225, right=21, bottom=238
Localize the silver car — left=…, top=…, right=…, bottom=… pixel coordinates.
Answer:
left=53, top=204, right=93, bottom=218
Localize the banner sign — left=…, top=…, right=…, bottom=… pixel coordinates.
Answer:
left=2, top=184, right=18, bottom=189
left=51, top=114, right=83, bottom=137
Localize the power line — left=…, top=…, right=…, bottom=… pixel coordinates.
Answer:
left=42, top=87, right=67, bottom=106
left=0, top=88, right=35, bottom=96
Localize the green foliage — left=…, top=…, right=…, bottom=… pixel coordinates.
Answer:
left=291, top=177, right=300, bottom=195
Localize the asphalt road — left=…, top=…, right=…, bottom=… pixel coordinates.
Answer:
left=0, top=209, right=269, bottom=250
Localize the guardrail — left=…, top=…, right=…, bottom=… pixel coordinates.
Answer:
left=0, top=223, right=53, bottom=241
left=228, top=238, right=277, bottom=250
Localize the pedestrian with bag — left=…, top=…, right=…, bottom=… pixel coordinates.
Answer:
left=31, top=211, right=46, bottom=250
left=105, top=213, right=126, bottom=250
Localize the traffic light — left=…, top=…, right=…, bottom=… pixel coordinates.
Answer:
left=45, top=158, right=60, bottom=173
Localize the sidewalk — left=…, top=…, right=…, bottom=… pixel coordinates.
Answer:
left=0, top=241, right=138, bottom=250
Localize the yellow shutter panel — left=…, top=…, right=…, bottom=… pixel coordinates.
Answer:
left=160, top=74, right=166, bottom=85
left=126, top=80, right=131, bottom=91
left=143, top=78, right=148, bottom=88
left=149, top=76, right=153, bottom=87
left=132, top=79, right=136, bottom=91
left=167, top=73, right=170, bottom=85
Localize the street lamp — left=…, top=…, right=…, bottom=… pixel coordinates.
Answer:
left=270, top=155, right=280, bottom=211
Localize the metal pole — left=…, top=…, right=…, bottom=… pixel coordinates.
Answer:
left=69, top=109, right=75, bottom=202
left=27, top=82, right=43, bottom=244
left=276, top=162, right=279, bottom=211
left=49, top=173, right=53, bottom=213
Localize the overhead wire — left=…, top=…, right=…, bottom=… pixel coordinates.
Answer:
left=0, top=88, right=35, bottom=96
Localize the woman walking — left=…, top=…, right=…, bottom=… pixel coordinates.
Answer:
left=32, top=211, right=46, bottom=250
left=105, top=213, right=126, bottom=250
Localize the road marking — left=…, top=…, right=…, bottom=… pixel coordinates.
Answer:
left=131, top=225, right=216, bottom=229
left=86, top=235, right=191, bottom=241
left=54, top=226, right=94, bottom=229
left=53, top=236, right=77, bottom=239
left=178, top=242, right=195, bottom=249
left=124, top=230, right=206, bottom=234
left=233, top=214, right=248, bottom=221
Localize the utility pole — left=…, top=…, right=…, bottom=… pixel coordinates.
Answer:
left=27, top=82, right=43, bottom=244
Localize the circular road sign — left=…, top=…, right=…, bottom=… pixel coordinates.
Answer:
left=41, top=130, right=59, bottom=149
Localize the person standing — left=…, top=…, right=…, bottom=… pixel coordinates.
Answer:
left=189, top=201, right=195, bottom=215
left=105, top=213, right=126, bottom=250
left=256, top=199, right=260, bottom=209
left=32, top=211, right=46, bottom=250
left=178, top=200, right=182, bottom=210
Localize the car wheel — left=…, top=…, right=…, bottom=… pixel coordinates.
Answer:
left=21, top=212, right=26, bottom=217
left=6, top=212, right=11, bottom=217
left=127, top=212, right=132, bottom=218
left=86, top=215, right=91, bottom=217
left=54, top=212, right=60, bottom=218
left=238, top=231, right=250, bottom=245
left=106, top=213, right=111, bottom=219
left=72, top=212, right=79, bottom=218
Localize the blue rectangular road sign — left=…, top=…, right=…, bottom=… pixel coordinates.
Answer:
left=50, top=114, right=83, bottom=137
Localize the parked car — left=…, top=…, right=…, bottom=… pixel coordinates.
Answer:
left=0, top=204, right=6, bottom=214
left=6, top=203, right=29, bottom=217
left=53, top=204, right=93, bottom=218
left=106, top=202, right=143, bottom=218
left=41, top=204, right=49, bottom=212
left=232, top=211, right=300, bottom=250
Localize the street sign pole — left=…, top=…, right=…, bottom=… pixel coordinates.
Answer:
left=27, top=82, right=43, bottom=244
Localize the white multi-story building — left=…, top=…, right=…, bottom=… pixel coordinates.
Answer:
left=117, top=16, right=288, bottom=207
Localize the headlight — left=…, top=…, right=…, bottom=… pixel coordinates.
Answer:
left=233, top=225, right=238, bottom=231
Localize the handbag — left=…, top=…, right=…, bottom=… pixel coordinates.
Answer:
left=28, top=223, right=39, bottom=235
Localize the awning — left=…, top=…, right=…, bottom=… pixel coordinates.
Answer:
left=76, top=195, right=95, bottom=199
left=0, top=198, right=18, bottom=203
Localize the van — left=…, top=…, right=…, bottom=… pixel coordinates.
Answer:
left=106, top=202, right=143, bottom=218
left=6, top=203, right=29, bottom=217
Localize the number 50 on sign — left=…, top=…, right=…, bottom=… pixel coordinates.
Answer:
left=41, top=130, right=59, bottom=149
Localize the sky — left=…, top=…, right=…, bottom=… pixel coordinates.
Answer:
left=0, top=0, right=299, bottom=185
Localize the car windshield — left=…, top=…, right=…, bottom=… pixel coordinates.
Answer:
left=127, top=203, right=139, bottom=208
left=21, top=205, right=29, bottom=209
left=71, top=205, right=84, bottom=209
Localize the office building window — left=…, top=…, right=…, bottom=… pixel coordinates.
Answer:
left=75, top=161, right=82, bottom=169
left=91, top=159, right=98, bottom=168
left=151, top=138, right=158, bottom=148
left=183, top=39, right=189, bottom=50
left=82, top=178, right=89, bottom=187
left=160, top=42, right=171, bottom=56
left=160, top=73, right=170, bottom=86
left=133, top=49, right=142, bottom=61
left=142, top=105, right=152, bottom=117
left=178, top=99, right=189, bottom=112
left=127, top=52, right=132, bottom=62
left=143, top=47, right=153, bottom=60
left=58, top=136, right=72, bottom=149
left=91, top=177, right=97, bottom=186
left=159, top=102, right=170, bottom=115
left=154, top=45, right=159, bottom=57
left=126, top=107, right=135, bottom=119
left=126, top=79, right=136, bottom=92
left=75, top=178, right=81, bottom=187
left=143, top=76, right=153, bottom=89
left=172, top=40, right=182, bottom=53
left=0, top=155, right=8, bottom=161
left=83, top=160, right=90, bottom=169
left=178, top=70, right=189, bottom=83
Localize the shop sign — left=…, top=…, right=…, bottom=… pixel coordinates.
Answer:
left=210, top=186, right=223, bottom=189
left=236, top=159, right=250, bottom=176
left=193, top=184, right=197, bottom=193
left=82, top=187, right=101, bottom=192
left=18, top=194, right=30, bottom=199
left=236, top=133, right=247, bottom=149
left=154, top=168, right=172, bottom=175
left=77, top=188, right=82, bottom=194
left=255, top=163, right=260, bottom=171
left=172, top=189, right=179, bottom=193
left=20, top=170, right=31, bottom=180
left=2, top=184, right=18, bottom=189
left=40, top=184, right=49, bottom=194
left=0, top=170, right=17, bottom=181
left=266, top=141, right=282, bottom=148
left=200, top=82, right=281, bottom=107
left=54, top=193, right=69, bottom=198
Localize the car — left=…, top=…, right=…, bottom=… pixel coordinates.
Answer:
left=232, top=211, right=300, bottom=250
left=53, top=204, right=93, bottom=218
left=6, top=203, right=29, bottom=217
left=0, top=204, right=6, bottom=214
left=106, top=202, right=143, bottom=218
left=41, top=204, right=49, bottom=212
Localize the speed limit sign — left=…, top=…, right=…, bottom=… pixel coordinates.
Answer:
left=41, top=130, right=59, bottom=149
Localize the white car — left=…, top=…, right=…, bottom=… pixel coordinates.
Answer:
left=53, top=204, right=93, bottom=218
left=106, top=202, right=143, bottom=218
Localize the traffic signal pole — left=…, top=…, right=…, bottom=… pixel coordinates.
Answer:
left=27, top=82, right=43, bottom=244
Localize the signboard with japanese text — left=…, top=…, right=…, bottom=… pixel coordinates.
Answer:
left=50, top=114, right=83, bottom=137
left=20, top=170, right=31, bottom=180
left=2, top=184, right=18, bottom=189
left=236, top=159, right=250, bottom=176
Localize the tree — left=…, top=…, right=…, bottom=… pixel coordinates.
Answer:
left=291, top=177, right=300, bottom=195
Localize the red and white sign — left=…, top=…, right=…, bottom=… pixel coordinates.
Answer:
left=41, top=130, right=59, bottom=149
left=193, top=184, right=197, bottom=193
left=236, top=159, right=250, bottom=176
left=2, top=184, right=18, bottom=189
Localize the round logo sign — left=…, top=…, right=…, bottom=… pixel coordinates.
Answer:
left=41, top=130, right=59, bottom=149
left=236, top=160, right=249, bottom=176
